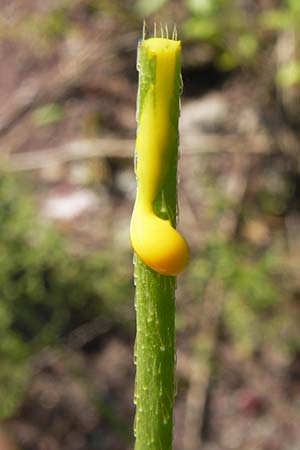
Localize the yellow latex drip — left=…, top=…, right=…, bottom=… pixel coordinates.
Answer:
left=130, top=38, right=189, bottom=276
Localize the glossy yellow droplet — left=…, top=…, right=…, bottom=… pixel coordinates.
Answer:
left=130, top=38, right=189, bottom=276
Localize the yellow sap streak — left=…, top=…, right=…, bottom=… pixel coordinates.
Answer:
left=130, top=38, right=189, bottom=276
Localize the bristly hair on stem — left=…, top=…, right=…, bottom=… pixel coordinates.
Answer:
left=142, top=22, right=179, bottom=41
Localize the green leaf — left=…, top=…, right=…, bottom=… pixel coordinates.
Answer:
left=216, top=51, right=239, bottom=70
left=238, top=33, right=258, bottom=59
left=186, top=0, right=217, bottom=15
left=134, top=0, right=168, bottom=17
left=287, top=0, right=300, bottom=15
left=32, top=103, right=64, bottom=126
left=182, top=17, right=219, bottom=40
left=260, top=9, right=292, bottom=30
left=43, top=9, right=68, bottom=38
left=276, top=61, right=300, bottom=87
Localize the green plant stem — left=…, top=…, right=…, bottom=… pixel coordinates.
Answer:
left=134, top=259, right=176, bottom=450
left=133, top=37, right=182, bottom=450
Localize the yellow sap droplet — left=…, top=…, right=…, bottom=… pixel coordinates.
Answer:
left=130, top=37, right=189, bottom=276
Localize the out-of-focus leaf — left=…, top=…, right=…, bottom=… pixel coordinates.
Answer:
left=276, top=61, right=300, bottom=87
left=224, top=295, right=257, bottom=356
left=238, top=33, right=258, bottom=59
left=287, top=0, right=300, bottom=14
left=216, top=51, right=239, bottom=70
left=186, top=0, right=216, bottom=15
left=43, top=9, right=69, bottom=38
left=260, top=10, right=292, bottom=30
left=134, top=0, right=168, bottom=17
left=182, top=17, right=219, bottom=39
left=32, top=103, right=64, bottom=126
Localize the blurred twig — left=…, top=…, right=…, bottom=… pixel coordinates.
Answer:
left=4, top=138, right=134, bottom=171
left=3, top=134, right=275, bottom=172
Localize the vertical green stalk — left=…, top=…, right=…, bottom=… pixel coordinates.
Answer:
left=131, top=35, right=188, bottom=450
left=134, top=260, right=176, bottom=449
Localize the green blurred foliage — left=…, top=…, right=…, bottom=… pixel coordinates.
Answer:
left=135, top=0, right=169, bottom=17
left=0, top=6, right=71, bottom=52
left=32, top=103, right=65, bottom=126
left=191, top=232, right=300, bottom=359
left=183, top=0, right=259, bottom=69
left=190, top=239, right=280, bottom=356
left=276, top=61, right=300, bottom=88
left=0, top=173, right=132, bottom=418
left=261, top=0, right=300, bottom=88
left=261, top=0, right=300, bottom=31
left=134, top=0, right=300, bottom=89
left=29, top=8, right=70, bottom=41
left=186, top=161, right=300, bottom=359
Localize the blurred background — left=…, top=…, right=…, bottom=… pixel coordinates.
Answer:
left=0, top=0, right=300, bottom=449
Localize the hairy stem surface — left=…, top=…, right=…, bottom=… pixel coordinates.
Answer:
left=133, top=37, right=184, bottom=450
